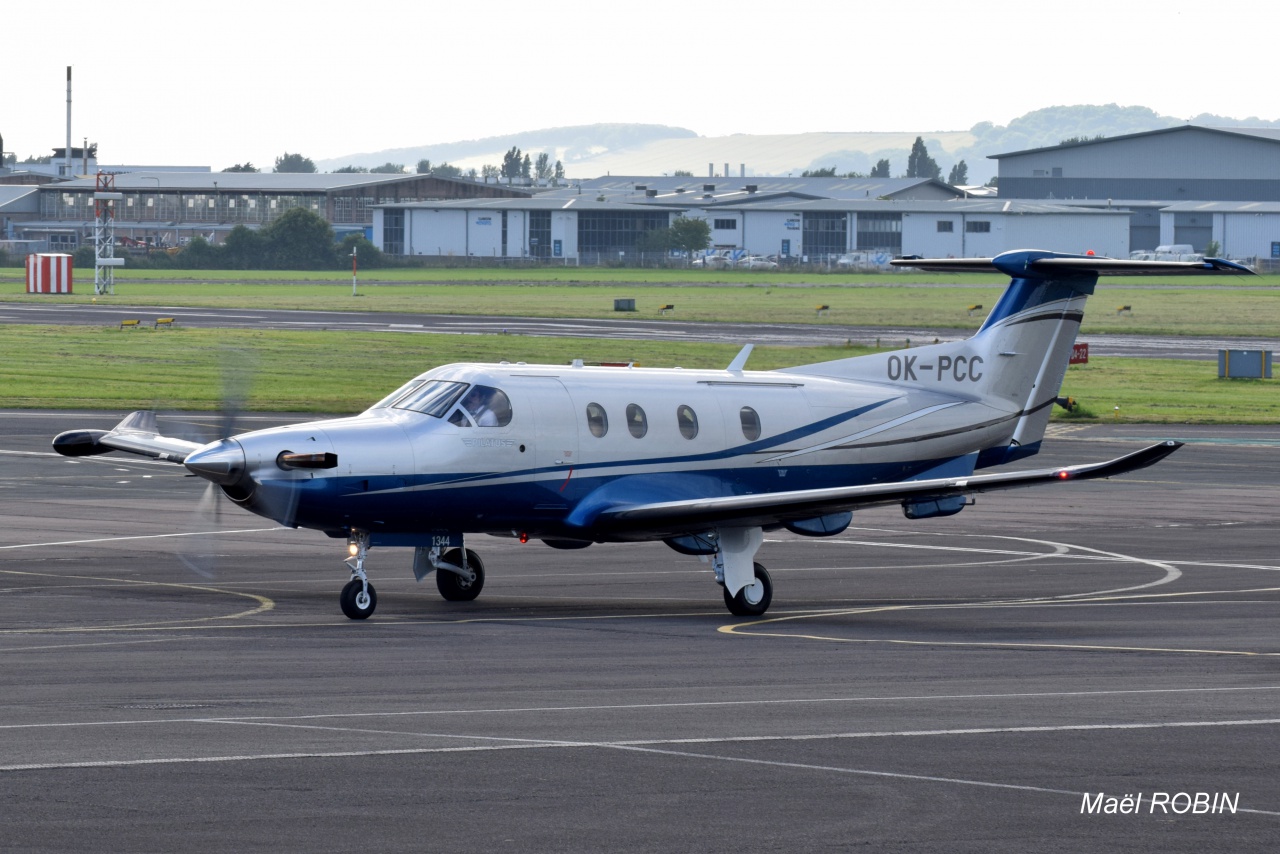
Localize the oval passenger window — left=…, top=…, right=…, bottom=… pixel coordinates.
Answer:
left=586, top=402, right=608, bottom=438
left=626, top=404, right=648, bottom=438
left=677, top=405, right=698, bottom=440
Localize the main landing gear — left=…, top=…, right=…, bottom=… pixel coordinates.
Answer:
left=339, top=532, right=486, bottom=620
left=711, top=526, right=773, bottom=618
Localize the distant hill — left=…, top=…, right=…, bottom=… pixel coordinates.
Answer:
left=314, top=123, right=698, bottom=174
left=317, top=106, right=1280, bottom=183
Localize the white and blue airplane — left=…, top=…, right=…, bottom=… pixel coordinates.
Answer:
left=52, top=250, right=1253, bottom=619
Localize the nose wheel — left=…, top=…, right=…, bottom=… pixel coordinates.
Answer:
left=340, top=577, right=377, bottom=619
left=341, top=531, right=377, bottom=620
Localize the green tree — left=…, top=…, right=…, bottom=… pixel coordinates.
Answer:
left=222, top=162, right=259, bottom=173
left=260, top=207, right=335, bottom=269
left=947, top=160, right=969, bottom=185
left=501, top=146, right=523, bottom=181
left=338, top=233, right=384, bottom=269
left=669, top=216, right=711, bottom=256
left=521, top=153, right=532, bottom=180
left=416, top=159, right=432, bottom=174
left=333, top=165, right=369, bottom=173
left=273, top=152, right=317, bottom=173
left=433, top=162, right=463, bottom=178
left=554, top=160, right=565, bottom=183
left=222, top=225, right=266, bottom=269
left=481, top=164, right=499, bottom=182
left=906, top=137, right=941, bottom=179
left=534, top=152, right=552, bottom=181
left=370, top=162, right=405, bottom=174
left=636, top=227, right=674, bottom=254
left=870, top=159, right=890, bottom=178
left=175, top=236, right=223, bottom=269
left=672, top=169, right=693, bottom=177
left=802, top=167, right=837, bottom=178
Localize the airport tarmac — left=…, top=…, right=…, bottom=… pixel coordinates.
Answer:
left=2, top=412, right=1278, bottom=852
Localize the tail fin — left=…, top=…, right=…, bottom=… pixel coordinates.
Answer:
left=783, top=250, right=1254, bottom=464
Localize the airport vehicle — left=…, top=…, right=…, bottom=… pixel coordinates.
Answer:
left=51, top=250, right=1253, bottom=620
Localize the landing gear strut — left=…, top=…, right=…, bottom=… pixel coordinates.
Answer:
left=341, top=531, right=377, bottom=619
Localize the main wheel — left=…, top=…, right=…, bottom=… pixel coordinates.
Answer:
left=340, top=578, right=377, bottom=620
left=723, top=562, right=772, bottom=617
left=436, top=548, right=485, bottom=602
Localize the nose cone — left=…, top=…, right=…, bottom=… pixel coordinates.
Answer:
left=184, top=439, right=247, bottom=485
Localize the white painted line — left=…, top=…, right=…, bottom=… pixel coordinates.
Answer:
left=0, top=528, right=282, bottom=550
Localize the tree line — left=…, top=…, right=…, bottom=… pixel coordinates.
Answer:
left=232, top=149, right=565, bottom=184
left=70, top=208, right=383, bottom=272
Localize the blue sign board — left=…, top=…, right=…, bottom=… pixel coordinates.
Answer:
left=553, top=239, right=562, bottom=257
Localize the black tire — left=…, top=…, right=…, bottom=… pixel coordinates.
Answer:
left=436, top=549, right=485, bottom=602
left=723, top=562, right=772, bottom=617
left=340, top=578, right=377, bottom=620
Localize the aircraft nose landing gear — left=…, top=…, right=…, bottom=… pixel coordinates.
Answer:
left=341, top=532, right=377, bottom=619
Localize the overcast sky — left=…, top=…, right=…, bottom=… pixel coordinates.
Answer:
left=2, top=0, right=1273, bottom=171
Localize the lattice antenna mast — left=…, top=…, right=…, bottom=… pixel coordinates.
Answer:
left=93, top=171, right=123, bottom=295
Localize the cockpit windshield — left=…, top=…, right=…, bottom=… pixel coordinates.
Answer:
left=388, top=380, right=469, bottom=417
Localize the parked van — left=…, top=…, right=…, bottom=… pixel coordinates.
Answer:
left=1154, top=244, right=1202, bottom=261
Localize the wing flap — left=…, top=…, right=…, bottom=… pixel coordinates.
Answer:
left=590, top=441, right=1181, bottom=537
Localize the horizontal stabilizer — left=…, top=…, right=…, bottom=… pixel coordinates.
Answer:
left=892, top=251, right=1255, bottom=277
left=589, top=441, right=1182, bottom=537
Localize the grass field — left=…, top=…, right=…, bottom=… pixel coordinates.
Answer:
left=3, top=271, right=1279, bottom=336
left=2, top=325, right=1275, bottom=423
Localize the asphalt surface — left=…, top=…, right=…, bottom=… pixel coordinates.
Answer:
left=2, top=413, right=1279, bottom=852
left=3, top=301, right=1276, bottom=359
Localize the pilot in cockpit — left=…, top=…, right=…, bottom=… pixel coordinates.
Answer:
left=459, top=386, right=510, bottom=427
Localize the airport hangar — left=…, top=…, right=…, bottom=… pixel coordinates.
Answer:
left=3, top=171, right=531, bottom=253
left=370, top=179, right=1132, bottom=262
left=992, top=124, right=1280, bottom=258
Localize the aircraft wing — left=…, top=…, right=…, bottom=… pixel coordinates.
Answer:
left=52, top=410, right=204, bottom=463
left=589, top=441, right=1181, bottom=537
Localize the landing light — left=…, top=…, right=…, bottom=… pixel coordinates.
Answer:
left=348, top=542, right=359, bottom=556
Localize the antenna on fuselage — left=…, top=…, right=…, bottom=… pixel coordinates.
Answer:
left=726, top=344, right=754, bottom=372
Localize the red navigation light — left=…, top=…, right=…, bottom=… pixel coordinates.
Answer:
left=519, top=531, right=529, bottom=544
left=1086, top=250, right=1095, bottom=256
left=1057, top=470, right=1070, bottom=480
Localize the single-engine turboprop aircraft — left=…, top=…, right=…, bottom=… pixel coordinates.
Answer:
left=52, top=250, right=1253, bottom=619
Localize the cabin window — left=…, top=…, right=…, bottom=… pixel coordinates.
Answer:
left=391, top=380, right=468, bottom=417
left=626, top=404, right=647, bottom=438
left=677, top=405, right=699, bottom=440
left=586, top=402, right=608, bottom=438
left=457, top=385, right=512, bottom=427
left=740, top=406, right=761, bottom=441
